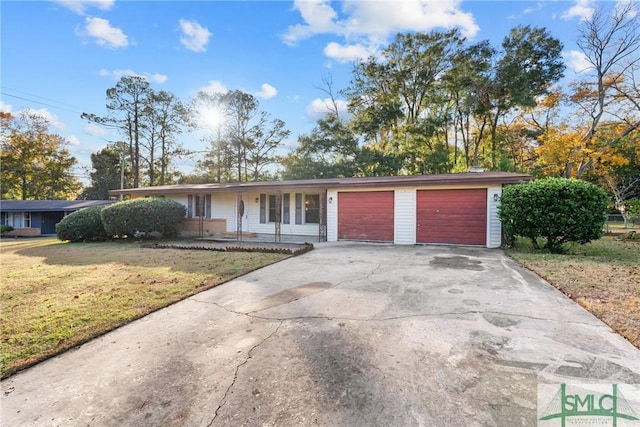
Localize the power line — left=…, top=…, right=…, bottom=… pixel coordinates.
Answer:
left=2, top=86, right=85, bottom=110
left=1, top=85, right=87, bottom=115
left=0, top=92, right=83, bottom=115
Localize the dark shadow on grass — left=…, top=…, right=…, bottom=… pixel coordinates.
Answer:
left=11, top=238, right=306, bottom=275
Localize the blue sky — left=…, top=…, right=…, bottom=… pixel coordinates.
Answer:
left=1, top=0, right=601, bottom=182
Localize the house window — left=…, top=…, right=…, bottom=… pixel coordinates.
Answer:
left=194, top=196, right=202, bottom=217
left=24, top=212, right=31, bottom=228
left=305, top=194, right=320, bottom=224
left=4, top=212, right=25, bottom=228
left=188, top=194, right=210, bottom=218
left=283, top=193, right=290, bottom=224
left=295, top=193, right=302, bottom=224
left=268, top=195, right=277, bottom=222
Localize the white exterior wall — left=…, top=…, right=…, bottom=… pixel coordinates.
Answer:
left=164, top=183, right=505, bottom=247
left=327, top=190, right=338, bottom=242
left=486, top=186, right=503, bottom=248
left=394, top=189, right=416, bottom=244
left=241, top=191, right=322, bottom=237
left=211, top=192, right=237, bottom=232
left=171, top=195, right=189, bottom=214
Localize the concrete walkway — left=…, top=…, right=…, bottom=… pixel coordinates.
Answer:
left=2, top=243, right=639, bottom=426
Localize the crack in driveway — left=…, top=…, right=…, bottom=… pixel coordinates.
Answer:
left=207, top=321, right=283, bottom=427
left=192, top=298, right=600, bottom=328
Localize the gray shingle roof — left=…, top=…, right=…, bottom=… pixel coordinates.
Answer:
left=0, top=200, right=114, bottom=212
left=108, top=172, right=532, bottom=196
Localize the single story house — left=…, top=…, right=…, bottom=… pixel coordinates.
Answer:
left=109, top=172, right=531, bottom=248
left=0, top=200, right=114, bottom=237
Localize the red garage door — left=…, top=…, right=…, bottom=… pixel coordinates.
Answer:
left=417, top=189, right=487, bottom=246
left=338, top=191, right=394, bottom=242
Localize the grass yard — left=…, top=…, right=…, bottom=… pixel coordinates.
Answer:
left=0, top=238, right=288, bottom=378
left=506, top=235, right=640, bottom=349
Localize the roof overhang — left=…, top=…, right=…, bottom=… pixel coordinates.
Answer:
left=108, top=172, right=532, bottom=197
left=0, top=200, right=114, bottom=212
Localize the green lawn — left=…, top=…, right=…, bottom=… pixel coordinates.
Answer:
left=0, top=238, right=288, bottom=378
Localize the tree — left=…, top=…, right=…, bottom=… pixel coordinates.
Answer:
left=569, top=2, right=640, bottom=177
left=190, top=91, right=233, bottom=183
left=583, top=129, right=640, bottom=227
left=499, top=178, right=608, bottom=253
left=143, top=90, right=190, bottom=185
left=343, top=27, right=564, bottom=174
left=222, top=90, right=261, bottom=181
left=345, top=30, right=464, bottom=173
left=443, top=40, right=495, bottom=169
left=79, top=145, right=126, bottom=200
left=246, top=117, right=290, bottom=180
left=82, top=76, right=189, bottom=187
left=487, top=26, right=565, bottom=169
left=281, top=113, right=361, bottom=179
left=1, top=111, right=81, bottom=200
left=193, top=90, right=290, bottom=182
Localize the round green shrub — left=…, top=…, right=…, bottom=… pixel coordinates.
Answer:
left=1, top=225, right=14, bottom=236
left=56, top=205, right=110, bottom=242
left=499, top=177, right=608, bottom=253
left=100, top=198, right=186, bottom=238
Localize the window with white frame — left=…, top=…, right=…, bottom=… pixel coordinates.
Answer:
left=304, top=194, right=320, bottom=224
left=3, top=212, right=31, bottom=228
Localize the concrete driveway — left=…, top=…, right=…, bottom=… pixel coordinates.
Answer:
left=2, top=243, right=639, bottom=426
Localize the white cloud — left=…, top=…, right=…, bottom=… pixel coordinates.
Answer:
left=99, top=69, right=168, bottom=83
left=254, top=83, right=277, bottom=99
left=84, top=17, right=128, bottom=49
left=280, top=137, right=301, bottom=150
left=198, top=80, right=228, bottom=95
left=0, top=101, right=12, bottom=113
left=562, top=0, right=595, bottom=21
left=283, top=0, right=479, bottom=59
left=306, top=97, right=349, bottom=118
left=179, top=19, right=212, bottom=52
left=563, top=50, right=592, bottom=73
left=282, top=0, right=341, bottom=46
left=54, top=0, right=114, bottom=15
left=84, top=123, right=108, bottom=137
left=522, top=2, right=544, bottom=15
left=67, top=135, right=81, bottom=146
left=342, top=0, right=479, bottom=38
left=147, top=73, right=168, bottom=84
left=324, top=42, right=372, bottom=63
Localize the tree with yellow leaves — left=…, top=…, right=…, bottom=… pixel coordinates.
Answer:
left=1, top=112, right=81, bottom=200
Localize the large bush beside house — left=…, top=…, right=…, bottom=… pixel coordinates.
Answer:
left=56, top=206, right=110, bottom=242
left=499, top=177, right=608, bottom=253
left=100, top=198, right=186, bottom=238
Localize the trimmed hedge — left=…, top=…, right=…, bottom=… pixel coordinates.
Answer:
left=1, top=225, right=14, bottom=236
left=56, top=206, right=109, bottom=242
left=499, top=177, right=608, bottom=253
left=100, top=198, right=186, bottom=238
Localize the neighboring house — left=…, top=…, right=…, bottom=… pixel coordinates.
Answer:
left=109, top=172, right=531, bottom=248
left=0, top=200, right=114, bottom=237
